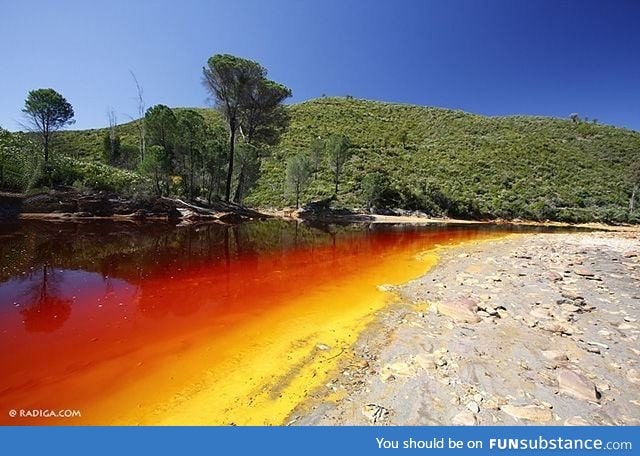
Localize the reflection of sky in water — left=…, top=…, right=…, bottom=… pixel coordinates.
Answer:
left=0, top=268, right=138, bottom=333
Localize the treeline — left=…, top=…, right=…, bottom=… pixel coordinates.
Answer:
left=0, top=54, right=292, bottom=206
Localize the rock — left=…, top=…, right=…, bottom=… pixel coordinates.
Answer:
left=564, top=416, right=590, bottom=426
left=482, top=306, right=499, bottom=316
left=541, top=350, right=569, bottom=363
left=381, top=361, right=418, bottom=381
left=627, top=369, right=640, bottom=385
left=548, top=272, right=563, bottom=282
left=540, top=321, right=574, bottom=335
left=561, top=290, right=584, bottom=301
left=574, top=267, right=595, bottom=277
left=501, top=404, right=553, bottom=422
left=377, top=284, right=396, bottom=292
left=452, top=409, right=477, bottom=426
left=557, top=368, right=601, bottom=401
left=435, top=297, right=480, bottom=323
left=466, top=401, right=480, bottom=414
left=586, top=341, right=609, bottom=350
left=560, top=304, right=582, bottom=314
left=362, top=404, right=390, bottom=423
left=217, top=212, right=245, bottom=224
left=530, top=308, right=553, bottom=320
left=316, top=343, right=331, bottom=351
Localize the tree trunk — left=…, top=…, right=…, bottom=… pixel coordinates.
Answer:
left=630, top=184, right=638, bottom=215
left=296, top=182, right=300, bottom=209
left=225, top=123, right=236, bottom=202
left=233, top=166, right=245, bottom=204
left=43, top=132, right=49, bottom=163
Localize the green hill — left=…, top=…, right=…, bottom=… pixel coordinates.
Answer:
left=40, top=97, right=640, bottom=223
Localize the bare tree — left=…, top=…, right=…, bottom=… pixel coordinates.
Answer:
left=107, top=108, right=118, bottom=163
left=130, top=71, right=146, bottom=162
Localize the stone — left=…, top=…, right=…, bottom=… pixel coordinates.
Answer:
left=435, top=297, right=481, bottom=323
left=466, top=401, right=480, bottom=414
left=540, top=321, right=574, bottom=335
left=541, top=350, right=569, bottom=363
left=381, top=361, right=418, bottom=381
left=530, top=308, right=553, bottom=320
left=564, top=416, right=590, bottom=426
left=560, top=304, right=582, bottom=313
left=501, top=404, right=553, bottom=422
left=548, top=272, right=563, bottom=282
left=557, top=368, right=601, bottom=401
left=574, top=267, right=595, bottom=277
left=627, top=369, right=640, bottom=385
left=362, top=404, right=390, bottom=423
left=561, top=290, right=584, bottom=301
left=452, top=409, right=477, bottom=426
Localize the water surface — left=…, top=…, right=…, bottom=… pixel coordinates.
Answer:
left=0, top=219, right=521, bottom=424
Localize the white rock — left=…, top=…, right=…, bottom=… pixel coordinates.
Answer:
left=452, top=409, right=477, bottom=426
left=466, top=401, right=480, bottom=414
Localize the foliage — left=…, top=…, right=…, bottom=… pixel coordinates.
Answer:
left=246, top=97, right=640, bottom=223
left=326, top=134, right=351, bottom=194
left=22, top=88, right=75, bottom=162
left=286, top=154, right=312, bottom=208
left=16, top=96, right=640, bottom=224
left=202, top=54, right=291, bottom=201
left=0, top=128, right=41, bottom=192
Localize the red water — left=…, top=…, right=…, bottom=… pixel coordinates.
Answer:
left=0, top=220, right=511, bottom=424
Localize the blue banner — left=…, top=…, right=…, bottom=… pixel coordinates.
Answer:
left=1, top=426, right=637, bottom=455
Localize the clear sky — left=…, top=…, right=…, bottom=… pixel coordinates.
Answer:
left=1, top=0, right=639, bottom=131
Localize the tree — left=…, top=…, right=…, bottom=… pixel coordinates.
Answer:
left=102, top=131, right=120, bottom=164
left=361, top=171, right=390, bottom=212
left=22, top=88, right=74, bottom=163
left=309, top=137, right=324, bottom=177
left=106, top=108, right=119, bottom=163
left=569, top=113, right=579, bottom=123
left=630, top=160, right=640, bottom=215
left=175, top=109, right=207, bottom=199
left=202, top=54, right=291, bottom=202
left=130, top=72, right=146, bottom=162
left=145, top=105, right=177, bottom=195
left=138, top=145, right=166, bottom=196
left=326, top=134, right=351, bottom=194
left=286, top=154, right=312, bottom=208
left=233, top=143, right=260, bottom=204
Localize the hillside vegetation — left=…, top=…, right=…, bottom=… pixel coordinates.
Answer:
left=14, top=97, right=640, bottom=223
left=257, top=98, right=640, bottom=223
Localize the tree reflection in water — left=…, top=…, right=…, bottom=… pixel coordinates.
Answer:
left=20, top=264, right=72, bottom=333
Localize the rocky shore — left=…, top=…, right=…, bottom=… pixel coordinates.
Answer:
left=2, top=189, right=268, bottom=224
left=294, top=231, right=640, bottom=425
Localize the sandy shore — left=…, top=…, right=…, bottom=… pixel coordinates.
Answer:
left=293, top=231, right=640, bottom=425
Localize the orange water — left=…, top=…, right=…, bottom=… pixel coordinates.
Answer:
left=0, top=220, right=507, bottom=425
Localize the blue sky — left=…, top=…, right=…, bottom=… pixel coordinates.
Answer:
left=1, top=0, right=639, bottom=131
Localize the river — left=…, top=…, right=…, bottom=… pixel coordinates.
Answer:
left=0, top=219, right=518, bottom=425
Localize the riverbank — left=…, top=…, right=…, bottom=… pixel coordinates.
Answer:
left=0, top=189, right=267, bottom=224
left=293, top=231, right=640, bottom=425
